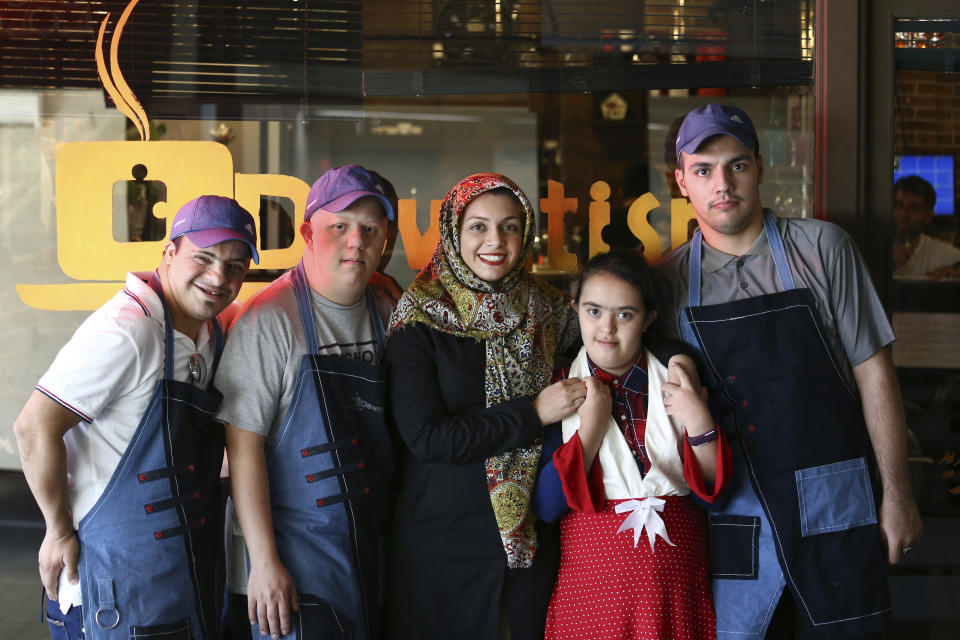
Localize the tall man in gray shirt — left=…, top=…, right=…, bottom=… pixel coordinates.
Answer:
left=655, top=104, right=921, bottom=639
left=218, top=165, right=396, bottom=640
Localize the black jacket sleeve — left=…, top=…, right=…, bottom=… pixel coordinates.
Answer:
left=387, top=324, right=542, bottom=465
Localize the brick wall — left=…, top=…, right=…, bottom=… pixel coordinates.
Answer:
left=894, top=70, right=960, bottom=208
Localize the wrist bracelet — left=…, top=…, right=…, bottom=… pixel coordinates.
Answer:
left=686, top=428, right=718, bottom=447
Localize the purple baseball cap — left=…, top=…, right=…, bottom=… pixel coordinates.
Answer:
left=170, top=195, right=259, bottom=264
left=305, top=164, right=395, bottom=221
left=675, top=104, right=759, bottom=163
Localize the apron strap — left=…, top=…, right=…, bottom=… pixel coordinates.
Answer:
left=364, top=287, right=387, bottom=354
left=688, top=231, right=704, bottom=308
left=206, top=318, right=225, bottom=385
left=686, top=209, right=796, bottom=309
left=148, top=272, right=176, bottom=381
left=762, top=210, right=797, bottom=291
left=293, top=261, right=321, bottom=354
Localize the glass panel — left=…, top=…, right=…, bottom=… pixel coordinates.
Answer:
left=888, top=15, right=960, bottom=637
left=0, top=1, right=815, bottom=471
left=0, top=0, right=816, bottom=630
left=0, top=87, right=813, bottom=467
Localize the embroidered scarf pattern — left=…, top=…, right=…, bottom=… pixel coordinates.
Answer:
left=390, top=172, right=577, bottom=568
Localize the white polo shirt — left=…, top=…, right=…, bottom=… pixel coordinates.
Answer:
left=36, top=271, right=217, bottom=527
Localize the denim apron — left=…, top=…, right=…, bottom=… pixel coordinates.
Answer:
left=252, top=262, right=393, bottom=640
left=679, top=213, right=889, bottom=639
left=75, top=275, right=226, bottom=639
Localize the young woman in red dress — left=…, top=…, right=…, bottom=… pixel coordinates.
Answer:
left=533, top=249, right=732, bottom=640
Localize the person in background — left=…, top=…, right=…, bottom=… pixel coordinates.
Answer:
left=893, top=174, right=960, bottom=278
left=534, top=249, right=730, bottom=639
left=656, top=104, right=922, bottom=638
left=386, top=172, right=581, bottom=640
left=15, top=196, right=258, bottom=640
left=220, top=165, right=396, bottom=640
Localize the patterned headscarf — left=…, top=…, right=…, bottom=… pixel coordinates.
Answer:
left=390, top=172, right=578, bottom=568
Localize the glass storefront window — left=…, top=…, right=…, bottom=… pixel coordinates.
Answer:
left=886, top=15, right=960, bottom=635
left=0, top=86, right=814, bottom=472
left=0, top=0, right=830, bottom=633
left=0, top=0, right=817, bottom=464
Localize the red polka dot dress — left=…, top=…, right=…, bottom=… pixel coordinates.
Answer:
left=534, top=351, right=731, bottom=640
left=545, top=496, right=715, bottom=640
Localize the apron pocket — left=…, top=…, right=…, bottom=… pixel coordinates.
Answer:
left=129, top=618, right=192, bottom=639
left=708, top=515, right=760, bottom=580
left=45, top=598, right=84, bottom=640
left=297, top=594, right=354, bottom=640
left=795, top=457, right=877, bottom=537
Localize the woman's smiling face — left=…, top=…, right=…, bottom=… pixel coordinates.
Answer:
left=458, top=191, right=524, bottom=283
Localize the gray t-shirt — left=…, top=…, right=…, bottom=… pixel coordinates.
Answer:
left=216, top=270, right=387, bottom=441
left=655, top=213, right=895, bottom=387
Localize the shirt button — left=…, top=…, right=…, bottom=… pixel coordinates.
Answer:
left=740, top=281, right=749, bottom=289
left=612, top=379, right=619, bottom=385
left=737, top=258, right=746, bottom=268
left=620, top=414, right=627, bottom=421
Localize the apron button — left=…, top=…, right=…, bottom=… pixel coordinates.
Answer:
left=307, top=474, right=315, bottom=482
left=138, top=473, right=147, bottom=482
left=727, top=375, right=736, bottom=383
left=358, top=462, right=366, bottom=469
left=316, top=498, right=325, bottom=506
left=749, top=425, right=756, bottom=432
left=301, top=449, right=309, bottom=457
left=145, top=505, right=153, bottom=513
left=742, top=400, right=748, bottom=407
left=155, top=531, right=163, bottom=539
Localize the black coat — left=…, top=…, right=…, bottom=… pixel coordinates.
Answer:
left=385, top=323, right=560, bottom=640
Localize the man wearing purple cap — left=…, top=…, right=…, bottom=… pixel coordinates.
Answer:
left=15, top=195, right=258, bottom=639
left=656, top=104, right=921, bottom=639
left=217, top=165, right=396, bottom=640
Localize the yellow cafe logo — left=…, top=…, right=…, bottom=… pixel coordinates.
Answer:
left=15, top=0, right=696, bottom=311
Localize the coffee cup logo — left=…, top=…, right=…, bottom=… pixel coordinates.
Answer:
left=15, top=0, right=308, bottom=310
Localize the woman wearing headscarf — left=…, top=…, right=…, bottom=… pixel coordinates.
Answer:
left=386, top=173, right=582, bottom=640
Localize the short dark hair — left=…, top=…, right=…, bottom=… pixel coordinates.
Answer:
left=894, top=175, right=936, bottom=211
left=577, top=247, right=660, bottom=311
